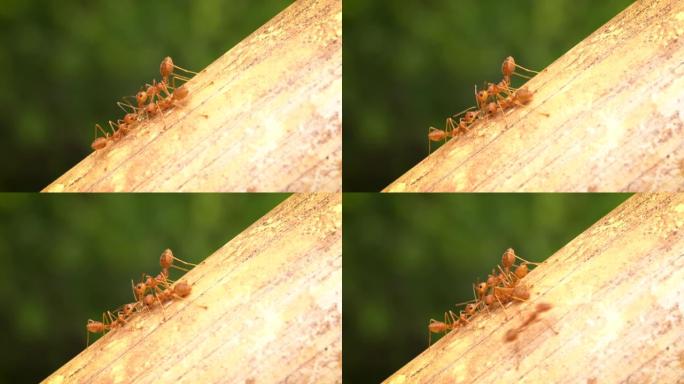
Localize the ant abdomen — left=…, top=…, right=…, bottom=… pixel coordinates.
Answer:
left=91, top=137, right=108, bottom=151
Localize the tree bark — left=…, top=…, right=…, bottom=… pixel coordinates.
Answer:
left=43, top=0, right=341, bottom=192
left=383, top=193, right=684, bottom=383
left=43, top=193, right=342, bottom=384
left=384, top=0, right=684, bottom=192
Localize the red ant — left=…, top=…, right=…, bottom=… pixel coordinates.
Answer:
left=501, top=56, right=539, bottom=84
left=91, top=120, right=130, bottom=151
left=160, top=248, right=197, bottom=276
left=159, top=56, right=198, bottom=87
left=428, top=310, right=459, bottom=346
left=427, top=107, right=476, bottom=153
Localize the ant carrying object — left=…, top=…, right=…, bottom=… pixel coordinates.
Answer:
left=85, top=248, right=200, bottom=347
left=425, top=56, right=543, bottom=154
left=425, top=247, right=544, bottom=348
left=90, top=57, right=197, bottom=152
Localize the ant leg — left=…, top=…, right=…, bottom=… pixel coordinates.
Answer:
left=131, top=279, right=141, bottom=302
left=493, top=292, right=510, bottom=319
left=445, top=118, right=456, bottom=141
left=451, top=105, right=475, bottom=119
left=108, top=120, right=120, bottom=135
left=512, top=72, right=532, bottom=79
left=169, top=264, right=191, bottom=272
left=171, top=255, right=198, bottom=267
left=513, top=254, right=541, bottom=267
left=94, top=124, right=110, bottom=139
left=172, top=63, right=198, bottom=76
left=514, top=63, right=539, bottom=74
left=154, top=291, right=168, bottom=320
left=495, top=97, right=509, bottom=129
left=117, top=101, right=136, bottom=114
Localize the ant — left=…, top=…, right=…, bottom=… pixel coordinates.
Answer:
left=86, top=318, right=110, bottom=346
left=91, top=120, right=129, bottom=151
left=159, top=56, right=197, bottom=88
left=501, top=56, right=539, bottom=84
left=85, top=308, right=128, bottom=346
left=501, top=248, right=540, bottom=275
left=427, top=107, right=476, bottom=153
left=428, top=310, right=459, bottom=346
left=160, top=248, right=197, bottom=276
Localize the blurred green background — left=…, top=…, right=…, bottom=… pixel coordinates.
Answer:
left=343, top=0, right=634, bottom=191
left=0, top=193, right=289, bottom=383
left=343, top=193, right=631, bottom=383
left=0, top=0, right=291, bottom=191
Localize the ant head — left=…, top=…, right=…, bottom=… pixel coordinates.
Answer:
left=160, top=249, right=174, bottom=268
left=135, top=283, right=146, bottom=294
left=486, top=274, right=498, bottom=287
left=502, top=248, right=516, bottom=268
left=143, top=294, right=155, bottom=306
left=136, top=91, right=147, bottom=105
left=123, top=304, right=134, bottom=314
left=484, top=295, right=495, bottom=306
left=465, top=303, right=477, bottom=314
left=160, top=56, right=174, bottom=78
left=464, top=111, right=477, bottom=122
left=487, top=102, right=497, bottom=115
left=477, top=90, right=488, bottom=103
left=123, top=113, right=136, bottom=125
left=475, top=282, right=487, bottom=297
left=502, top=56, right=515, bottom=76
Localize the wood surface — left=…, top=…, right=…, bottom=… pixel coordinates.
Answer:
left=43, top=0, right=342, bottom=192
left=383, top=193, right=684, bottom=383
left=43, top=193, right=342, bottom=384
left=385, top=0, right=684, bottom=192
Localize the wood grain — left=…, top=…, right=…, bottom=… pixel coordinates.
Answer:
left=43, top=193, right=342, bottom=384
left=44, top=0, right=342, bottom=192
left=385, top=0, right=684, bottom=192
left=384, top=193, right=684, bottom=383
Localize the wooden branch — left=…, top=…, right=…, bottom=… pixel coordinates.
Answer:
left=383, top=194, right=684, bottom=383
left=385, top=0, right=684, bottom=192
left=43, top=193, right=342, bottom=384
left=43, top=0, right=341, bottom=192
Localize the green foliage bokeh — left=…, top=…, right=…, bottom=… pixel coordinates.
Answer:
left=0, top=193, right=289, bottom=382
left=0, top=0, right=291, bottom=191
left=343, top=193, right=631, bottom=383
left=343, top=0, right=633, bottom=191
